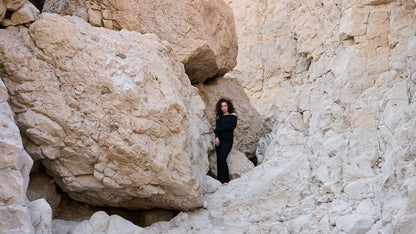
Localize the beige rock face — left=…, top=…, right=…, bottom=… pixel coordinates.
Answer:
left=0, top=13, right=211, bottom=210
left=0, top=80, right=34, bottom=233
left=2, top=0, right=416, bottom=233
left=197, top=0, right=415, bottom=233
left=195, top=77, right=265, bottom=158
left=62, top=0, right=416, bottom=233
left=43, top=0, right=238, bottom=84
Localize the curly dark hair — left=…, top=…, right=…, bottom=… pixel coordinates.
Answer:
left=215, top=98, right=236, bottom=119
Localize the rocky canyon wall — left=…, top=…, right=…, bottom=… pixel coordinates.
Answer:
left=149, top=0, right=416, bottom=233
left=138, top=0, right=416, bottom=233
left=2, top=0, right=416, bottom=233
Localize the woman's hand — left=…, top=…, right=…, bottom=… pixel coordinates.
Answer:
left=215, top=137, right=220, bottom=146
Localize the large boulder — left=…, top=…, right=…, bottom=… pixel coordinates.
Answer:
left=0, top=13, right=210, bottom=210
left=43, top=0, right=238, bottom=84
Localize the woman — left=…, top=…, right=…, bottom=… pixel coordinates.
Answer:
left=214, top=98, right=237, bottom=185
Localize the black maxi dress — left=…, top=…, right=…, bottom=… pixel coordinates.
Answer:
left=214, top=114, right=237, bottom=183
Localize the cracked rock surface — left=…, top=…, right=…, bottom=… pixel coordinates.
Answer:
left=0, top=13, right=211, bottom=210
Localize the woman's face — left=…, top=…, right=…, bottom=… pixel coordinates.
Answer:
left=221, top=102, right=228, bottom=113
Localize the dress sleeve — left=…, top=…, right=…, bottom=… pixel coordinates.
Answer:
left=214, top=118, right=220, bottom=138
left=214, top=116, right=237, bottom=133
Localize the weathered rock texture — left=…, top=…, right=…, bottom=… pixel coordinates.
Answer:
left=43, top=0, right=238, bottom=84
left=195, top=77, right=264, bottom=158
left=145, top=0, right=415, bottom=232
left=62, top=0, right=416, bottom=233
left=0, top=80, right=51, bottom=233
left=0, top=80, right=31, bottom=233
left=3, top=0, right=416, bottom=233
left=0, top=13, right=211, bottom=210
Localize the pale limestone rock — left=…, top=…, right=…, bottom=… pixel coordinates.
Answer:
left=69, top=211, right=143, bottom=234
left=135, top=0, right=416, bottom=232
left=57, top=0, right=416, bottom=231
left=0, top=169, right=25, bottom=206
left=142, top=154, right=313, bottom=233
left=204, top=175, right=221, bottom=194
left=0, top=205, right=33, bottom=233
left=367, top=9, right=389, bottom=47
left=206, top=0, right=416, bottom=232
left=224, top=0, right=319, bottom=115
left=195, top=76, right=265, bottom=158
left=0, top=13, right=210, bottom=210
left=335, top=213, right=374, bottom=233
left=3, top=0, right=24, bottom=10
left=344, top=181, right=368, bottom=200
left=209, top=148, right=254, bottom=180
left=1, top=0, right=39, bottom=26
left=0, top=82, right=28, bottom=206
left=407, top=38, right=416, bottom=84
left=144, top=210, right=222, bottom=233
left=27, top=199, right=52, bottom=234
left=0, top=80, right=35, bottom=234
left=2, top=0, right=416, bottom=233
left=43, top=0, right=238, bottom=84
left=52, top=219, right=80, bottom=234
left=339, top=5, right=369, bottom=40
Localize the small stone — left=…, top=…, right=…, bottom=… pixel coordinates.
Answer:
left=88, top=8, right=102, bottom=27
left=102, top=9, right=112, bottom=19
left=103, top=19, right=113, bottom=29
left=1, top=0, right=39, bottom=26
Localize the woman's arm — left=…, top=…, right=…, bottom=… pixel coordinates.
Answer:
left=214, top=118, right=220, bottom=138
